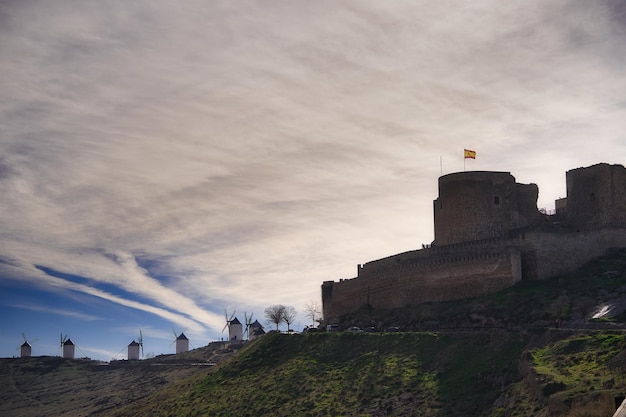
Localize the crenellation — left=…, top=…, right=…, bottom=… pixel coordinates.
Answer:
left=322, top=163, right=626, bottom=322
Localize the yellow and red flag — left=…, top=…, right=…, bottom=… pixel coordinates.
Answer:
left=464, top=149, right=476, bottom=159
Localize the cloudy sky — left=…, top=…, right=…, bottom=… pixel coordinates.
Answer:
left=1, top=0, right=625, bottom=360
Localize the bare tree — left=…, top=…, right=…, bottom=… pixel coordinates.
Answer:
left=264, top=304, right=286, bottom=331
left=283, top=306, right=297, bottom=332
left=575, top=297, right=595, bottom=327
left=304, top=300, right=322, bottom=327
left=552, top=293, right=570, bottom=321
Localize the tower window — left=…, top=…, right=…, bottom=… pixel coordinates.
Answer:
left=494, top=196, right=500, bottom=205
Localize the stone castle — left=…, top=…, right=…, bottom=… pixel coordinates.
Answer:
left=322, top=163, right=626, bottom=321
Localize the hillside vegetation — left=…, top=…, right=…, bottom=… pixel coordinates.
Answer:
left=2, top=249, right=626, bottom=416
left=110, top=330, right=626, bottom=417
left=112, top=331, right=524, bottom=416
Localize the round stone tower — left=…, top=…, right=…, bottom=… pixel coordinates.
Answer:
left=433, top=171, right=540, bottom=246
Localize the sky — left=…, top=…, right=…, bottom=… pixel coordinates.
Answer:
left=1, top=0, right=626, bottom=361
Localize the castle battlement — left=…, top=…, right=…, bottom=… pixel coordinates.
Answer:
left=322, top=163, right=626, bottom=321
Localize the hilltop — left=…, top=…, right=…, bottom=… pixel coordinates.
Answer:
left=2, top=248, right=626, bottom=416
left=0, top=342, right=240, bottom=417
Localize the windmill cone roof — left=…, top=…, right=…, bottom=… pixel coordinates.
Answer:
left=128, top=340, right=140, bottom=346
left=64, top=339, right=74, bottom=345
left=177, top=333, right=189, bottom=340
left=250, top=319, right=263, bottom=328
left=21, top=341, right=31, bottom=347
left=230, top=317, right=242, bottom=325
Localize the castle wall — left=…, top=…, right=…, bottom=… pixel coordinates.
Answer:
left=322, top=243, right=521, bottom=321
left=555, top=197, right=567, bottom=216
left=522, top=228, right=626, bottom=280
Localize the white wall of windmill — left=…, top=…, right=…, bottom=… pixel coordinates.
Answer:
left=248, top=321, right=265, bottom=341
left=176, top=338, right=189, bottom=354
left=229, top=322, right=243, bottom=341
left=249, top=327, right=264, bottom=341
left=128, top=342, right=140, bottom=360
left=20, top=343, right=31, bottom=358
left=62, top=341, right=75, bottom=359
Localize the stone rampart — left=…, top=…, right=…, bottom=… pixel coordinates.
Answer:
left=322, top=243, right=521, bottom=321
left=522, top=228, right=626, bottom=280
left=322, top=228, right=626, bottom=320
left=355, top=237, right=507, bottom=279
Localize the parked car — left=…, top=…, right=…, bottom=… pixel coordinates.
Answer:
left=326, top=324, right=340, bottom=332
left=363, top=327, right=377, bottom=332
left=385, top=326, right=400, bottom=332
left=346, top=326, right=363, bottom=333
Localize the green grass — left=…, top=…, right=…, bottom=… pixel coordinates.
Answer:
left=531, top=333, right=626, bottom=401
left=113, top=331, right=526, bottom=417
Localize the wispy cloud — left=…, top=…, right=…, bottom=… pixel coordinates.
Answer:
left=0, top=258, right=210, bottom=335
left=10, top=303, right=103, bottom=322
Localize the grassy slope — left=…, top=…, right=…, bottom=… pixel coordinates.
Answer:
left=111, top=332, right=626, bottom=417
left=527, top=332, right=626, bottom=416
left=111, top=249, right=626, bottom=417
left=113, top=331, right=525, bottom=417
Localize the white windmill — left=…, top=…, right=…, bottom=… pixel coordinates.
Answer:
left=223, top=310, right=242, bottom=342
left=171, top=329, right=189, bottom=354
left=18, top=333, right=38, bottom=358
left=59, top=334, right=87, bottom=359
left=60, top=334, right=75, bottom=359
left=229, top=317, right=243, bottom=341
left=127, top=330, right=144, bottom=360
left=248, top=319, right=265, bottom=341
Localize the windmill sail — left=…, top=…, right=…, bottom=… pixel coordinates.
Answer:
left=244, top=312, right=254, bottom=339
left=222, top=309, right=236, bottom=333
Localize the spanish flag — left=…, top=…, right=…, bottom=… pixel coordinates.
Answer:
left=464, top=149, right=476, bottom=159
